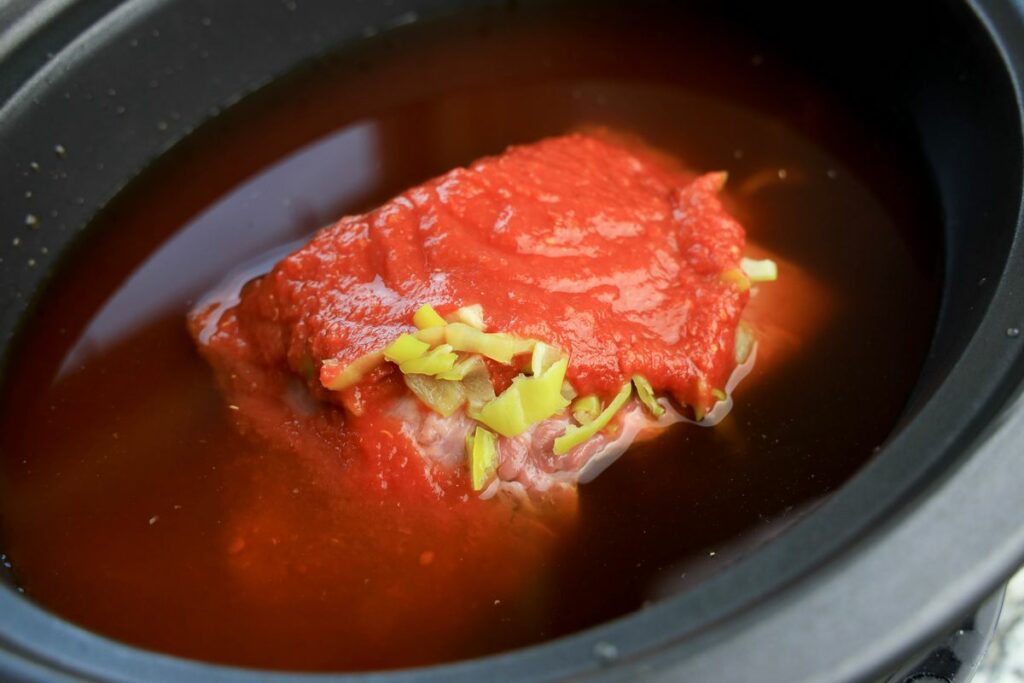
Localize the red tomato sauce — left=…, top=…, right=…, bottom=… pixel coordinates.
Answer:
left=182, top=135, right=751, bottom=664
left=203, top=133, right=748, bottom=420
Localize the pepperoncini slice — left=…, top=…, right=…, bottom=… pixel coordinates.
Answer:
left=445, top=304, right=486, bottom=330
left=435, top=355, right=485, bottom=381
left=476, top=384, right=530, bottom=437
left=530, top=341, right=562, bottom=376
left=404, top=374, right=466, bottom=417
left=462, top=359, right=497, bottom=406
left=475, top=357, right=570, bottom=436
left=517, top=358, right=570, bottom=424
left=383, top=333, right=430, bottom=363
left=740, top=257, right=778, bottom=282
left=554, top=381, right=632, bottom=455
left=445, top=323, right=535, bottom=364
left=734, top=321, right=755, bottom=365
left=320, top=351, right=385, bottom=391
left=720, top=267, right=751, bottom=292
left=632, top=375, right=665, bottom=418
left=398, top=344, right=458, bottom=375
left=466, top=426, right=498, bottom=491
left=561, top=380, right=578, bottom=401
left=413, top=326, right=446, bottom=346
left=413, top=303, right=447, bottom=329
left=571, top=395, right=601, bottom=425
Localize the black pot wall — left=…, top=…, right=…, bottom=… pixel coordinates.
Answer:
left=1, top=1, right=1024, bottom=681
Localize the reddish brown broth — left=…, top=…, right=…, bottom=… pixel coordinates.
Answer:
left=0, top=11, right=941, bottom=672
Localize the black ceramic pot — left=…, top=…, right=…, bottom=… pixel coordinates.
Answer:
left=1, top=1, right=1023, bottom=681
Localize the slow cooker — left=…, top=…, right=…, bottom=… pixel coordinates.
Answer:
left=1, top=1, right=1023, bottom=681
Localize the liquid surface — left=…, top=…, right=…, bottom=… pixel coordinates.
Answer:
left=0, top=8, right=941, bottom=672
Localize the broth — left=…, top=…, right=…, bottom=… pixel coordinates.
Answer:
left=0, top=6, right=941, bottom=672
